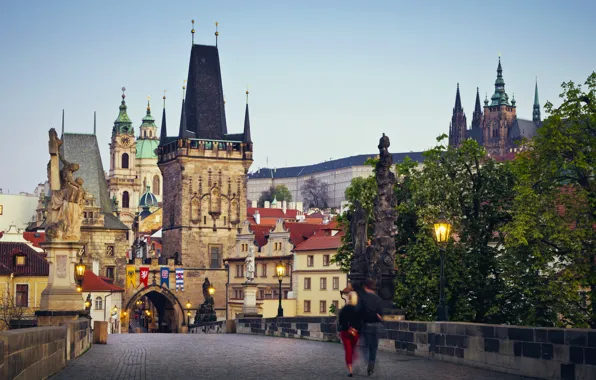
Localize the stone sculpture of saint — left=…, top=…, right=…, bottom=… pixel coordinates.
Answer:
left=245, top=245, right=255, bottom=283
left=202, top=278, right=212, bottom=303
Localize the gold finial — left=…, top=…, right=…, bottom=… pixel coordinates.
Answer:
left=215, top=21, right=219, bottom=47
left=147, top=95, right=151, bottom=111
left=246, top=86, right=249, bottom=104
left=191, top=19, right=195, bottom=45
left=163, top=90, right=166, bottom=108
left=182, top=80, right=187, bottom=99
left=121, top=87, right=126, bottom=100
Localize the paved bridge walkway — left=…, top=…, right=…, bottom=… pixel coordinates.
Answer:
left=52, top=334, right=530, bottom=380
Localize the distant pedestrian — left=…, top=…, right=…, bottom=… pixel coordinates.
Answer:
left=338, top=291, right=361, bottom=377
left=359, top=279, right=384, bottom=376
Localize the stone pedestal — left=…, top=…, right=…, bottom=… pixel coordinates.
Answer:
left=35, top=242, right=85, bottom=326
left=238, top=283, right=261, bottom=318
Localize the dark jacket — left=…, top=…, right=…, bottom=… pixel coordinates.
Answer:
left=338, top=304, right=362, bottom=332
left=359, top=291, right=384, bottom=324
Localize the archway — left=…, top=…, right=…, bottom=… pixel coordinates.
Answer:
left=125, top=285, right=185, bottom=333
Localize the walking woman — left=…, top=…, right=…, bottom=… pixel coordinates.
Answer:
left=338, top=291, right=362, bottom=377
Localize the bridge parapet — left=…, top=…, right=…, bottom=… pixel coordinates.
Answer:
left=235, top=317, right=596, bottom=380
left=190, top=320, right=236, bottom=334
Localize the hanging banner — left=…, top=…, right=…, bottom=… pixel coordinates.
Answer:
left=126, top=265, right=136, bottom=289
left=140, top=267, right=149, bottom=288
left=175, top=268, right=184, bottom=292
left=160, top=267, right=170, bottom=288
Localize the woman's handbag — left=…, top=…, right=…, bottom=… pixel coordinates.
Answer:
left=348, top=326, right=358, bottom=337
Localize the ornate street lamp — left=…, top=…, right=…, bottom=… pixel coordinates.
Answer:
left=186, top=300, right=191, bottom=309
left=208, top=286, right=215, bottom=296
left=112, top=306, right=118, bottom=316
left=75, top=258, right=86, bottom=286
left=276, top=261, right=286, bottom=317
left=433, top=213, right=452, bottom=322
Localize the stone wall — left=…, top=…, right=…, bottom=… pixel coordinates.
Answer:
left=0, top=326, right=67, bottom=380
left=235, top=317, right=596, bottom=380
left=62, top=319, right=91, bottom=360
left=189, top=320, right=235, bottom=334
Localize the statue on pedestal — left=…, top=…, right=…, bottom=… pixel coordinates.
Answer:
left=245, top=246, right=255, bottom=283
left=45, top=128, right=87, bottom=242
left=195, top=277, right=216, bottom=323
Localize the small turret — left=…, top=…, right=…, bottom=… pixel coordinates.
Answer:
left=533, top=79, right=541, bottom=125
left=112, top=87, right=134, bottom=137
left=243, top=90, right=252, bottom=144
left=159, top=91, right=168, bottom=145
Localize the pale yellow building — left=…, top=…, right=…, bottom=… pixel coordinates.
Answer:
left=292, top=232, right=346, bottom=316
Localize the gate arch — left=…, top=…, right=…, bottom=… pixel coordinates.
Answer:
left=125, top=285, right=186, bottom=333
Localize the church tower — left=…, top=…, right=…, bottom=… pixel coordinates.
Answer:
left=157, top=40, right=253, bottom=270
left=135, top=97, right=163, bottom=204
left=532, top=80, right=541, bottom=126
left=448, top=83, right=467, bottom=147
left=108, top=88, right=140, bottom=230
left=471, top=87, right=483, bottom=132
left=482, top=57, right=517, bottom=156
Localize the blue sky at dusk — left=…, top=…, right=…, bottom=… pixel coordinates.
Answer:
left=1, top=0, right=594, bottom=192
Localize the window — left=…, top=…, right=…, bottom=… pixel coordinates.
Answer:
left=332, top=300, right=339, bottom=311
left=333, top=277, right=339, bottom=290
left=95, top=297, right=103, bottom=310
left=122, top=191, right=130, bottom=208
left=323, top=255, right=330, bottom=266
left=320, top=300, right=327, bottom=313
left=235, top=264, right=244, bottom=278
left=261, top=263, right=267, bottom=277
left=210, top=247, right=221, bottom=268
left=320, top=277, right=327, bottom=290
left=233, top=289, right=244, bottom=299
left=307, top=255, right=314, bottom=267
left=224, top=216, right=227, bottom=225
left=0, top=205, right=3, bottom=215
left=15, top=255, right=26, bottom=266
left=304, top=277, right=311, bottom=290
left=121, top=153, right=129, bottom=169
left=153, top=175, right=160, bottom=196
left=203, top=216, right=207, bottom=224
left=304, top=300, right=311, bottom=313
left=106, top=245, right=115, bottom=257
left=258, top=290, right=265, bottom=300
left=283, top=290, right=289, bottom=299
left=16, top=284, right=28, bottom=307
left=106, top=267, right=115, bottom=279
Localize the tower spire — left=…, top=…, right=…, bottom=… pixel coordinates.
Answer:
left=61, top=109, right=64, bottom=136
left=472, top=87, right=483, bottom=131
left=179, top=81, right=190, bottom=138
left=215, top=21, right=219, bottom=47
left=191, top=19, right=195, bottom=45
left=454, top=83, right=462, bottom=110
left=159, top=91, right=168, bottom=145
left=489, top=56, right=510, bottom=106
left=112, top=87, right=133, bottom=137
left=243, top=89, right=251, bottom=144
left=449, top=83, right=467, bottom=147
left=533, top=78, right=541, bottom=124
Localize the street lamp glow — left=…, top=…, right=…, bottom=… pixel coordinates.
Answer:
left=187, top=311, right=191, bottom=317
left=84, top=300, right=91, bottom=308
left=276, top=261, right=285, bottom=280
left=76, top=286, right=82, bottom=292
left=186, top=300, right=191, bottom=309
left=433, top=213, right=452, bottom=244
left=146, top=310, right=150, bottom=316
left=208, top=286, right=215, bottom=296
left=75, top=258, right=86, bottom=283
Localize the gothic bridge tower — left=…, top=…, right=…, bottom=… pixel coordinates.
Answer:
left=157, top=37, right=253, bottom=271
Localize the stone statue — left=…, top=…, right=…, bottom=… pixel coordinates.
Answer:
left=202, top=278, right=212, bottom=303
left=349, top=202, right=369, bottom=286
left=245, top=246, right=255, bottom=282
left=195, top=277, right=216, bottom=323
left=45, top=128, right=87, bottom=242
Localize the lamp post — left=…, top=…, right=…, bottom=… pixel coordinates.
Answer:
left=276, top=261, right=285, bottom=317
left=185, top=300, right=191, bottom=327
left=433, top=213, right=452, bottom=322
left=187, top=311, right=191, bottom=327
left=75, top=258, right=86, bottom=293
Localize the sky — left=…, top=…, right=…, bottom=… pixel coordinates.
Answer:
left=1, top=0, right=595, bottom=193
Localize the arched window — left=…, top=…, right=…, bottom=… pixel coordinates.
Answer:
left=95, top=297, right=103, bottom=310
left=122, top=153, right=129, bottom=169
left=153, top=175, right=160, bottom=196
left=122, top=191, right=130, bottom=208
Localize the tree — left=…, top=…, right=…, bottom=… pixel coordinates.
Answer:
left=505, top=72, right=596, bottom=328
left=301, top=177, right=330, bottom=209
left=257, top=184, right=293, bottom=207
left=0, top=287, right=25, bottom=331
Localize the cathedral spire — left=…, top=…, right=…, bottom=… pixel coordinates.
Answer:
left=533, top=78, right=541, bottom=124
left=112, top=87, right=134, bottom=137
left=160, top=91, right=168, bottom=145
left=449, top=83, right=467, bottom=147
left=178, top=81, right=192, bottom=138
left=243, top=90, right=251, bottom=144
left=472, top=87, right=483, bottom=131
left=489, top=57, right=510, bottom=106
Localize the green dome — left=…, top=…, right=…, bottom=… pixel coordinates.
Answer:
left=136, top=139, right=159, bottom=159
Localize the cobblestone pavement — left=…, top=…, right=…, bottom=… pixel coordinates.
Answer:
left=52, top=334, right=530, bottom=380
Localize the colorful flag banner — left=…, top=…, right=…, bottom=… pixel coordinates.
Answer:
left=175, top=268, right=184, bottom=292
left=160, top=267, right=169, bottom=288
left=126, top=265, right=136, bottom=289
left=140, top=267, right=149, bottom=288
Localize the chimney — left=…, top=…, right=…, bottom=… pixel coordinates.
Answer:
left=264, top=201, right=270, bottom=209
left=251, top=200, right=257, bottom=208
left=296, top=201, right=303, bottom=211
left=254, top=210, right=261, bottom=225
left=282, top=200, right=287, bottom=214
left=288, top=201, right=295, bottom=210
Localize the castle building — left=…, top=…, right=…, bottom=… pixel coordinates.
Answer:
left=448, top=58, right=542, bottom=157
left=107, top=91, right=163, bottom=240
left=155, top=38, right=253, bottom=319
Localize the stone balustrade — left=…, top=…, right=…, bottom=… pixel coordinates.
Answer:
left=235, top=317, right=596, bottom=380
left=189, top=320, right=235, bottom=334
left=0, top=318, right=92, bottom=380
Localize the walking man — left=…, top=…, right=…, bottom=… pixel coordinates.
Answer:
left=359, top=279, right=384, bottom=376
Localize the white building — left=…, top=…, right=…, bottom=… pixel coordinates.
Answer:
left=81, top=270, right=124, bottom=334
left=0, top=193, right=39, bottom=232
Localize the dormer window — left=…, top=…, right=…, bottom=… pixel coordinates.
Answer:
left=15, top=255, right=26, bottom=266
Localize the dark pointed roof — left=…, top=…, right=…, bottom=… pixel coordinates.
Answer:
left=0, top=242, right=48, bottom=276
left=243, top=103, right=251, bottom=143
left=159, top=107, right=168, bottom=144
left=474, top=87, right=482, bottom=115
left=533, top=80, right=541, bottom=123
left=178, top=98, right=195, bottom=138
left=454, top=83, right=462, bottom=111
left=184, top=44, right=228, bottom=139
left=490, top=57, right=510, bottom=106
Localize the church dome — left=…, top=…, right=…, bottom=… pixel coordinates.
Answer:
left=136, top=139, right=159, bottom=159
left=139, top=186, right=159, bottom=208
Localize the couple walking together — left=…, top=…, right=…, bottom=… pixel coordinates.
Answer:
left=338, top=279, right=384, bottom=377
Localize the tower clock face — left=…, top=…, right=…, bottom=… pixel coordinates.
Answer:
left=120, top=136, right=131, bottom=146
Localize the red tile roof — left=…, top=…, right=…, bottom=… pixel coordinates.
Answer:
left=293, top=235, right=341, bottom=251
left=247, top=208, right=300, bottom=219
left=0, top=242, right=49, bottom=276
left=249, top=225, right=274, bottom=248
left=284, top=222, right=322, bottom=246
left=23, top=231, right=45, bottom=248
left=82, top=270, right=124, bottom=292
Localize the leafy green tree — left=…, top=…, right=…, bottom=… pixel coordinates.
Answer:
left=257, top=184, right=293, bottom=207
left=505, top=72, right=596, bottom=328
left=301, top=177, right=330, bottom=209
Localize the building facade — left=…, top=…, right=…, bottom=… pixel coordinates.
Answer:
left=82, top=269, right=124, bottom=334
left=0, top=193, right=39, bottom=233
left=448, top=58, right=542, bottom=157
